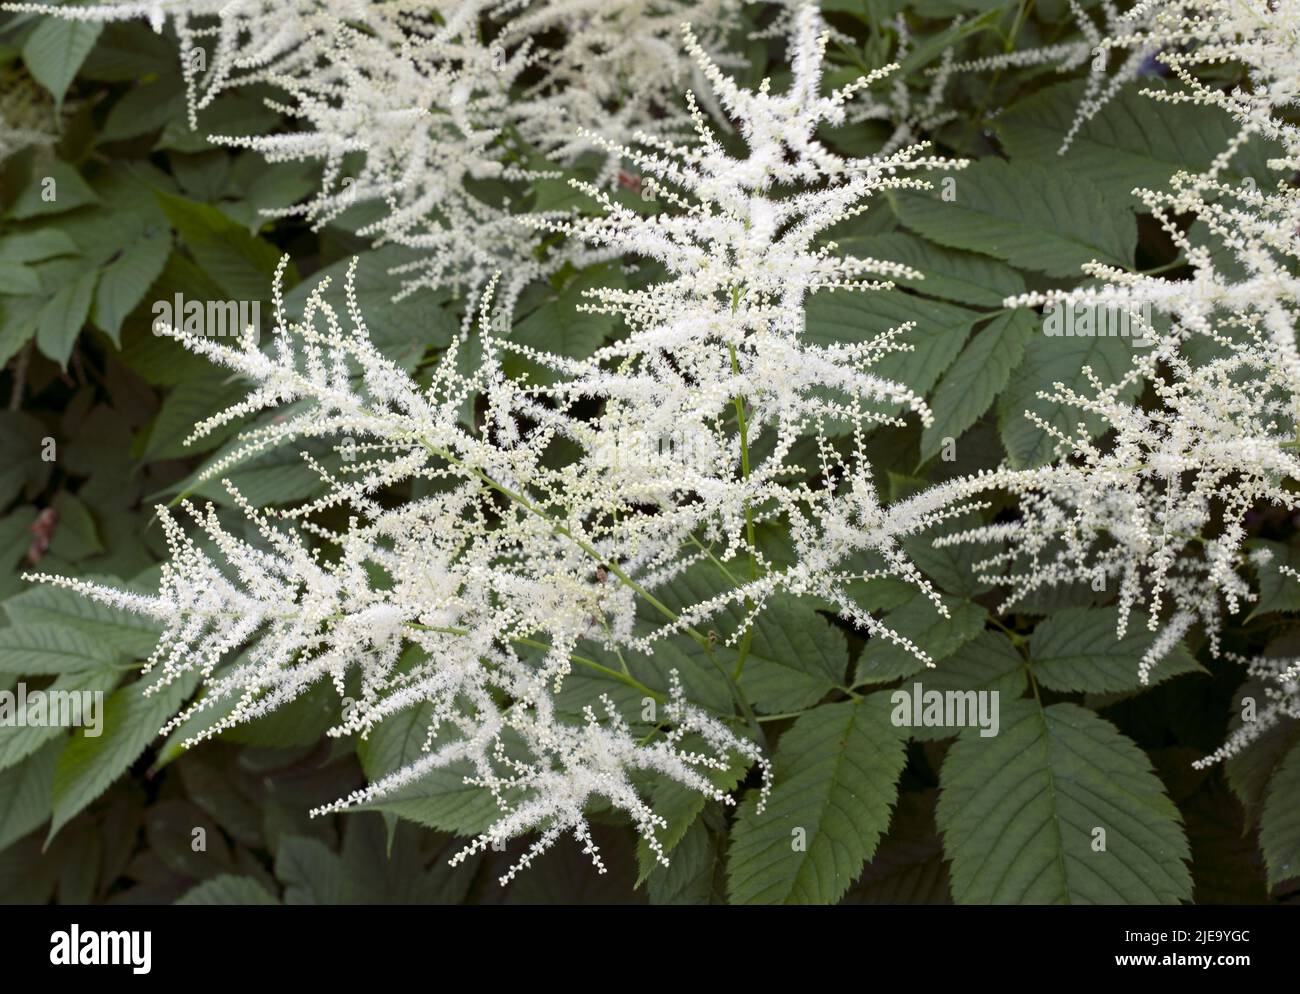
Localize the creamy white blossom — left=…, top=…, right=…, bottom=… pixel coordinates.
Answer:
left=17, top=6, right=976, bottom=878
left=930, top=1, right=1300, bottom=696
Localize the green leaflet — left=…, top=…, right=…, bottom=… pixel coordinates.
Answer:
left=804, top=289, right=979, bottom=421
left=503, top=263, right=627, bottom=386
left=3, top=581, right=163, bottom=658
left=0, top=622, right=118, bottom=675
left=1259, top=740, right=1300, bottom=888
left=1225, top=681, right=1300, bottom=828
left=138, top=375, right=250, bottom=463
left=47, top=490, right=104, bottom=562
left=1030, top=606, right=1204, bottom=693
left=906, top=631, right=1028, bottom=742
left=21, top=17, right=103, bottom=108
left=835, top=231, right=1026, bottom=308
left=355, top=701, right=506, bottom=837
left=0, top=669, right=122, bottom=773
left=635, top=747, right=750, bottom=887
left=1245, top=539, right=1300, bottom=619
left=35, top=267, right=97, bottom=368
left=91, top=229, right=171, bottom=343
left=727, top=694, right=907, bottom=904
left=0, top=739, right=61, bottom=851
left=7, top=160, right=100, bottom=220
left=0, top=411, right=52, bottom=510
left=158, top=430, right=345, bottom=508
left=937, top=701, right=1192, bottom=904
left=854, top=593, right=986, bottom=686
left=842, top=790, right=952, bottom=904
left=920, top=308, right=1036, bottom=460
left=646, top=815, right=729, bottom=904
left=275, top=811, right=476, bottom=905
left=996, top=79, right=1283, bottom=207
left=889, top=159, right=1135, bottom=277
left=998, top=328, right=1141, bottom=468
left=281, top=245, right=455, bottom=372
left=735, top=599, right=849, bottom=713
left=48, top=672, right=198, bottom=841
left=156, top=191, right=283, bottom=303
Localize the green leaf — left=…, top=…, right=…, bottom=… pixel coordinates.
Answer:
left=100, top=76, right=185, bottom=144
left=635, top=749, right=748, bottom=886
left=646, top=816, right=727, bottom=904
left=998, top=330, right=1140, bottom=468
left=0, top=264, right=41, bottom=296
left=139, top=376, right=248, bottom=462
left=160, top=430, right=343, bottom=508
left=907, top=631, right=1028, bottom=742
left=92, top=230, right=171, bottom=343
left=1246, top=539, right=1300, bottom=618
left=0, top=670, right=121, bottom=772
left=176, top=874, right=280, bottom=905
left=727, top=694, right=907, bottom=904
left=736, top=600, right=848, bottom=713
left=35, top=267, right=97, bottom=368
left=47, top=490, right=104, bottom=562
left=900, top=511, right=995, bottom=599
left=156, top=191, right=282, bottom=302
left=842, top=790, right=952, bottom=904
left=504, top=264, right=626, bottom=385
left=222, top=159, right=319, bottom=233
left=836, top=233, right=1025, bottom=309
left=356, top=702, right=504, bottom=836
left=0, top=623, right=119, bottom=675
left=0, top=411, right=51, bottom=508
left=21, top=17, right=103, bottom=108
left=4, top=581, right=162, bottom=658
left=0, top=295, right=42, bottom=368
left=921, top=309, right=1035, bottom=460
left=8, top=161, right=100, bottom=219
left=890, top=159, right=1134, bottom=277
left=0, top=740, right=61, bottom=851
left=0, top=229, right=79, bottom=264
left=275, top=815, right=475, bottom=904
left=1225, top=684, right=1300, bottom=827
left=937, top=701, right=1192, bottom=903
left=156, top=88, right=281, bottom=154
left=48, top=673, right=197, bottom=841
left=1030, top=606, right=1203, bottom=693
left=804, top=289, right=979, bottom=424
left=79, top=21, right=175, bottom=82
left=854, top=593, right=986, bottom=686
left=281, top=246, right=453, bottom=371
left=996, top=80, right=1283, bottom=207
left=1259, top=740, right=1300, bottom=888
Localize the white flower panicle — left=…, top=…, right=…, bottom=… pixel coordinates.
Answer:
left=14, top=3, right=979, bottom=878
left=0, top=0, right=761, bottom=314
left=933, top=1, right=1300, bottom=695
left=1194, top=652, right=1300, bottom=768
